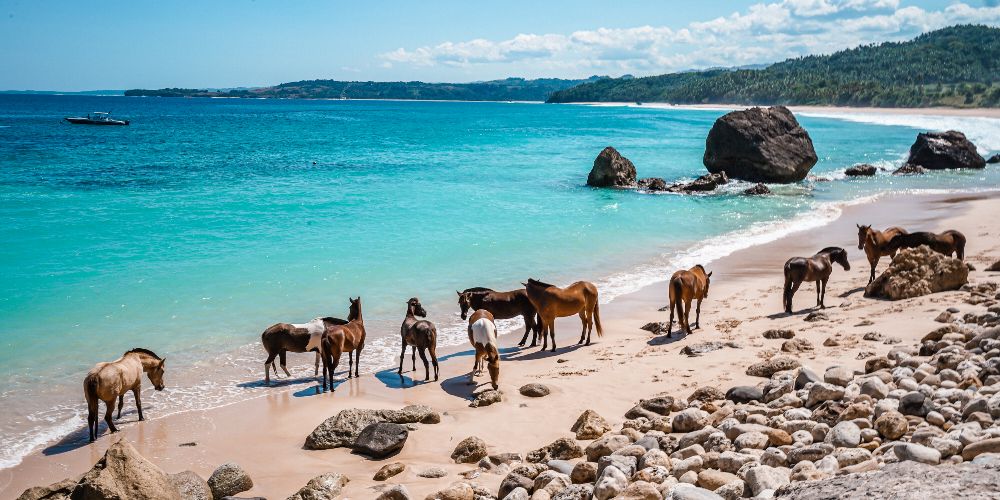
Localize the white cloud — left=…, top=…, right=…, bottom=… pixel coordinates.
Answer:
left=379, top=2, right=1000, bottom=77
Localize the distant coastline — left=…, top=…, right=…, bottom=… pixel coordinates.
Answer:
left=577, top=102, right=1000, bottom=119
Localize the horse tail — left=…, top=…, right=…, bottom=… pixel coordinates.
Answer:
left=953, top=231, right=966, bottom=260
left=671, top=277, right=685, bottom=329
left=84, top=373, right=99, bottom=406
left=593, top=300, right=604, bottom=337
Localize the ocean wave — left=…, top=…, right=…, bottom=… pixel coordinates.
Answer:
left=796, top=111, right=1000, bottom=153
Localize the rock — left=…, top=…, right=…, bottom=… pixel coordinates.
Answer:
left=762, top=329, right=795, bottom=339
left=795, top=367, right=822, bottom=390
left=418, top=467, right=448, bottom=479
left=593, top=465, right=628, bottom=500
left=962, top=438, right=1000, bottom=461
left=725, top=386, right=763, bottom=404
left=534, top=470, right=571, bottom=496
left=588, top=146, right=636, bottom=188
left=894, top=443, right=941, bottom=465
left=697, top=469, right=740, bottom=491
left=639, top=396, right=675, bottom=416
left=804, top=311, right=829, bottom=322
left=864, top=356, right=893, bottom=373
left=17, top=477, right=78, bottom=500
left=571, top=410, right=612, bottom=440
left=892, top=163, right=926, bottom=175
left=775, top=460, right=1000, bottom=498
left=376, top=484, right=411, bottom=500
left=745, top=465, right=790, bottom=497
left=64, top=440, right=182, bottom=500
left=208, top=463, right=253, bottom=500
left=680, top=342, right=727, bottom=357
left=551, top=484, right=593, bottom=500
left=988, top=154, right=1000, bottom=164
left=734, top=432, right=769, bottom=451
left=860, top=377, right=889, bottom=399
left=498, top=474, right=532, bottom=499
left=637, top=177, right=668, bottom=191
left=688, top=386, right=726, bottom=403
left=599, top=454, right=638, bottom=477
left=570, top=461, right=597, bottom=484
left=373, top=463, right=405, bottom=481
left=669, top=484, right=724, bottom=500
left=451, top=436, right=488, bottom=464
left=641, top=322, right=670, bottom=334
left=353, top=422, right=408, bottom=458
left=807, top=383, right=845, bottom=407
left=899, top=392, right=931, bottom=417
left=617, top=481, right=662, bottom=499
left=519, top=383, right=550, bottom=398
left=743, top=183, right=772, bottom=195
left=471, top=389, right=503, bottom=408
left=874, top=411, right=908, bottom=440
left=304, top=406, right=439, bottom=450
left=904, top=130, right=985, bottom=170
left=703, top=106, right=817, bottom=183
left=286, top=473, right=349, bottom=500
left=668, top=172, right=729, bottom=193
left=672, top=408, right=709, bottom=432
left=787, top=443, right=835, bottom=465
left=824, top=366, right=853, bottom=387
left=528, top=437, right=584, bottom=463
left=168, top=471, right=211, bottom=500
left=426, top=481, right=474, bottom=500
left=586, top=434, right=631, bottom=461
left=845, top=164, right=877, bottom=177
left=781, top=338, right=814, bottom=353
left=746, top=356, right=801, bottom=378
left=865, top=246, right=969, bottom=300
left=826, top=421, right=861, bottom=448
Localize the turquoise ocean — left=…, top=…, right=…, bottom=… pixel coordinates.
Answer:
left=1, top=94, right=998, bottom=468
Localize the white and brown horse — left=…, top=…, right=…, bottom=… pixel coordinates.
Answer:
left=523, top=278, right=603, bottom=352
left=84, top=348, right=166, bottom=442
left=783, top=247, right=850, bottom=314
left=857, top=224, right=908, bottom=284
left=668, top=265, right=713, bottom=336
left=467, top=309, right=500, bottom=389
left=260, top=315, right=348, bottom=385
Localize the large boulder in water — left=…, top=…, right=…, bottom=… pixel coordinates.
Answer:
left=73, top=440, right=182, bottom=500
left=865, top=246, right=969, bottom=300
left=703, top=106, right=817, bottom=183
left=587, top=146, right=636, bottom=188
left=904, top=131, right=985, bottom=170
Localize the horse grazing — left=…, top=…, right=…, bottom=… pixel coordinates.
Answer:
left=261, top=315, right=348, bottom=385
left=523, top=278, right=603, bottom=352
left=84, top=348, right=166, bottom=442
left=886, top=230, right=966, bottom=260
left=400, top=297, right=439, bottom=381
left=668, top=265, right=713, bottom=336
left=457, top=287, right=541, bottom=346
left=467, top=309, right=500, bottom=389
left=783, top=247, right=851, bottom=314
left=857, top=224, right=908, bottom=284
left=319, top=297, right=366, bottom=392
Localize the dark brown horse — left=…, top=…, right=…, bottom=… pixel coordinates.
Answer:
left=319, top=297, right=366, bottom=392
left=523, top=278, right=603, bottom=352
left=886, top=230, right=966, bottom=260
left=457, top=287, right=541, bottom=347
left=857, top=224, right=908, bottom=284
left=467, top=309, right=500, bottom=389
left=261, top=315, right=348, bottom=385
left=84, top=348, right=165, bottom=442
left=400, top=297, right=439, bottom=381
left=668, top=265, right=712, bottom=336
left=783, top=247, right=850, bottom=314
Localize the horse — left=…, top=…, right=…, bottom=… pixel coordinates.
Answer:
left=667, top=265, right=712, bottom=336
left=467, top=309, right=500, bottom=389
left=457, top=287, right=541, bottom=347
left=84, top=348, right=166, bottom=442
left=886, top=230, right=966, bottom=260
left=523, top=278, right=603, bottom=352
left=261, top=315, right=348, bottom=385
left=857, top=224, right=908, bottom=284
left=400, top=297, right=439, bottom=381
left=783, top=247, right=851, bottom=314
left=319, top=297, right=366, bottom=392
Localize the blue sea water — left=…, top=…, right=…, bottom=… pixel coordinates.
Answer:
left=1, top=94, right=998, bottom=468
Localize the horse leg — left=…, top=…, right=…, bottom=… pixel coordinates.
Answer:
left=104, top=398, right=118, bottom=434
left=430, top=345, right=440, bottom=381
left=347, top=350, right=354, bottom=379
left=540, top=317, right=549, bottom=351
left=411, top=345, right=417, bottom=372
left=279, top=351, right=291, bottom=377
left=518, top=314, right=532, bottom=347
left=668, top=296, right=675, bottom=336
left=586, top=304, right=595, bottom=345
left=816, top=280, right=821, bottom=307
left=87, top=398, right=98, bottom=442
left=133, top=387, right=144, bottom=421
left=354, top=347, right=361, bottom=378
left=328, top=349, right=342, bottom=391
left=820, top=279, right=829, bottom=308
left=869, top=257, right=877, bottom=284
left=264, top=351, right=277, bottom=385
left=116, top=394, right=124, bottom=419
left=549, top=317, right=558, bottom=352
left=418, top=347, right=431, bottom=381
left=397, top=342, right=407, bottom=374
left=694, top=297, right=703, bottom=330
left=788, top=280, right=802, bottom=313
left=578, top=311, right=588, bottom=345
left=783, top=276, right=792, bottom=314
left=683, top=298, right=693, bottom=334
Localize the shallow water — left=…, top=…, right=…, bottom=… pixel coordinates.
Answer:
left=1, top=95, right=998, bottom=468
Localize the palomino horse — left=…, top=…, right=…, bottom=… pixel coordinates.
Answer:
left=400, top=297, right=440, bottom=381
left=668, top=265, right=713, bottom=336
left=457, top=287, right=541, bottom=346
left=783, top=247, right=851, bottom=314
left=319, top=297, right=366, bottom=392
left=261, top=315, right=348, bottom=385
left=886, top=230, right=966, bottom=260
left=857, top=224, right=908, bottom=284
left=467, top=309, right=500, bottom=389
left=84, top=348, right=166, bottom=442
left=523, top=278, right=603, bottom=352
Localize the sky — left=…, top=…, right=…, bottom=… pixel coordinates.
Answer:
left=1, top=0, right=999, bottom=90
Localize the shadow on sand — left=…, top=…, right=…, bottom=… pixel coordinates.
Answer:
left=42, top=405, right=143, bottom=457
left=646, top=331, right=688, bottom=346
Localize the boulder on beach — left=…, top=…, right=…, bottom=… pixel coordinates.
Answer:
left=865, top=246, right=969, bottom=300
left=904, top=131, right=985, bottom=170
left=845, top=164, right=877, bottom=177
left=587, top=146, right=636, bottom=188
left=451, top=436, right=489, bottom=464
left=703, top=106, right=817, bottom=183
left=304, top=405, right=439, bottom=450
left=75, top=440, right=182, bottom=500
left=286, top=473, right=349, bottom=500
left=207, top=462, right=253, bottom=500
left=353, top=422, right=408, bottom=458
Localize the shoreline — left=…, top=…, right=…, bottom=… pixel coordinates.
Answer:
left=575, top=101, right=1000, bottom=119
left=3, top=188, right=998, bottom=498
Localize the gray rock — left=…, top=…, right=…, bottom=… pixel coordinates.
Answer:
left=498, top=474, right=532, bottom=499
left=826, top=421, right=861, bottom=448
left=806, top=383, right=845, bottom=407
left=899, top=391, right=932, bottom=417
left=894, top=443, right=942, bottom=465
left=597, top=455, right=638, bottom=478
left=672, top=408, right=709, bottom=433
left=376, top=484, right=412, bottom=500
left=169, top=471, right=212, bottom=500
left=670, top=484, right=725, bottom=500
left=417, top=467, right=447, bottom=479
left=471, top=389, right=503, bottom=408
left=551, top=484, right=594, bottom=500
left=451, top=436, right=488, bottom=464
left=795, top=367, right=822, bottom=390
left=588, top=146, right=637, bottom=188
left=519, top=383, right=550, bottom=397
left=860, top=378, right=889, bottom=399
left=745, top=465, right=790, bottom=496
left=585, top=434, right=631, bottom=461
left=352, top=422, right=407, bottom=458
left=208, top=463, right=253, bottom=500
left=286, top=473, right=349, bottom=500
left=304, top=405, right=439, bottom=450
left=774, top=460, right=1000, bottom=499
left=593, top=464, right=628, bottom=500
left=905, top=130, right=985, bottom=170
left=726, top=386, right=764, bottom=404
left=746, top=356, right=801, bottom=378
left=703, top=106, right=817, bottom=183
left=824, top=366, right=853, bottom=387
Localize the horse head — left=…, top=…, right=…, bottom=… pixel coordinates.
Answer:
left=348, top=297, right=362, bottom=321
left=407, top=297, right=427, bottom=318
left=856, top=224, right=871, bottom=250
left=148, top=358, right=166, bottom=391
left=704, top=270, right=713, bottom=297
left=832, top=247, right=851, bottom=271
left=457, top=291, right=472, bottom=320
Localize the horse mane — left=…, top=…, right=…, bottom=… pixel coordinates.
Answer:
left=462, top=287, right=494, bottom=294
left=692, top=264, right=706, bottom=272
left=323, top=317, right=349, bottom=325
left=526, top=278, right=555, bottom=288
left=125, top=347, right=161, bottom=359
left=818, top=246, right=844, bottom=256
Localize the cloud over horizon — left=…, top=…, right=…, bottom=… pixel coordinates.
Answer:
left=380, top=1, right=1000, bottom=78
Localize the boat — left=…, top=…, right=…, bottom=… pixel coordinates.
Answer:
left=64, top=112, right=130, bottom=126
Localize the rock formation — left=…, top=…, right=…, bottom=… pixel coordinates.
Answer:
left=703, top=106, right=818, bottom=183
left=865, top=246, right=969, bottom=300
left=587, top=147, right=636, bottom=188
left=904, top=131, right=985, bottom=170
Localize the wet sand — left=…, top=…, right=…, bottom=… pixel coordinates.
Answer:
left=2, top=191, right=999, bottom=499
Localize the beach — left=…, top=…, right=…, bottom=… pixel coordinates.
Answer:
left=4, top=189, right=998, bottom=499
left=580, top=102, right=1000, bottom=119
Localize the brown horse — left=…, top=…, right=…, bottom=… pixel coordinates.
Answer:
left=457, top=287, right=541, bottom=346
left=84, top=348, right=166, bottom=442
left=668, top=265, right=713, bottom=336
left=400, top=297, right=439, bottom=381
left=783, top=247, right=851, bottom=314
left=319, top=297, right=366, bottom=392
left=261, top=315, right=348, bottom=385
left=467, top=309, right=500, bottom=389
left=886, top=230, right=966, bottom=260
left=857, top=224, right=908, bottom=284
left=523, top=278, right=603, bottom=352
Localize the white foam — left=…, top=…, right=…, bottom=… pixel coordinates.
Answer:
left=797, top=111, right=1000, bottom=153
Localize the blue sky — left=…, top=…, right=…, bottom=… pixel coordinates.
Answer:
left=1, top=0, right=997, bottom=90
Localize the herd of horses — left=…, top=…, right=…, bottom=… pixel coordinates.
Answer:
left=81, top=224, right=967, bottom=442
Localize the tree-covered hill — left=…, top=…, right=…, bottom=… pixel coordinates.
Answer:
left=547, top=25, right=1000, bottom=108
